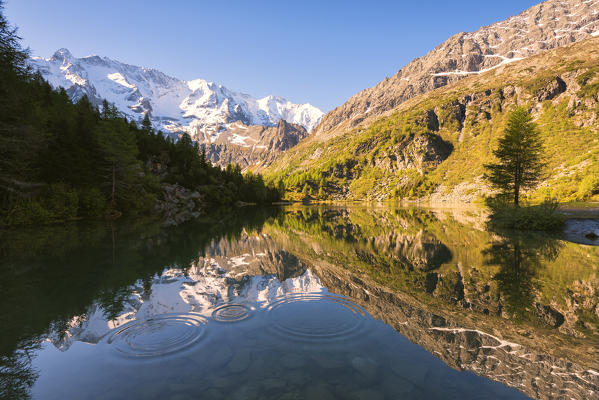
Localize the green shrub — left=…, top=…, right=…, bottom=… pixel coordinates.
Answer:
left=4, top=184, right=81, bottom=226
left=5, top=200, right=51, bottom=226
left=78, top=188, right=107, bottom=216
left=576, top=69, right=597, bottom=86
left=42, top=184, right=79, bottom=219
left=576, top=68, right=599, bottom=98
left=129, top=192, right=157, bottom=214
left=487, top=198, right=565, bottom=232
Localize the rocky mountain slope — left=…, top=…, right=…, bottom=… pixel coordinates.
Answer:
left=267, top=36, right=599, bottom=202
left=313, top=0, right=599, bottom=137
left=30, top=49, right=323, bottom=168
left=204, top=119, right=309, bottom=169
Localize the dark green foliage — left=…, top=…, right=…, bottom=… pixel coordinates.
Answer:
left=41, top=184, right=79, bottom=220
left=141, top=113, right=152, bottom=132
left=78, top=188, right=106, bottom=217
left=95, top=117, right=140, bottom=207
left=484, top=234, right=560, bottom=322
left=484, top=107, right=545, bottom=206
left=5, top=184, right=79, bottom=226
left=0, top=6, right=279, bottom=226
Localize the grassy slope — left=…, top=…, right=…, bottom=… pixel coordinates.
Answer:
left=265, top=37, right=599, bottom=203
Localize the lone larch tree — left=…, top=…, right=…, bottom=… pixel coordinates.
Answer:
left=485, top=107, right=545, bottom=206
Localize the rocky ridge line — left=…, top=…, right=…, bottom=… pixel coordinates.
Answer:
left=314, top=0, right=599, bottom=137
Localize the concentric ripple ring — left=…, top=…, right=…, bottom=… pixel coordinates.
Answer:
left=107, top=313, right=207, bottom=357
left=211, top=304, right=252, bottom=322
left=266, top=293, right=368, bottom=340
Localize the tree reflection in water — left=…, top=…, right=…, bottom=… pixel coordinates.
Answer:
left=484, top=231, right=563, bottom=323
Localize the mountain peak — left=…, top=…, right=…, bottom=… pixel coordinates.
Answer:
left=29, top=50, right=324, bottom=138
left=51, top=48, right=73, bottom=61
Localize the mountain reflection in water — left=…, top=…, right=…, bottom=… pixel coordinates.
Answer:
left=1, top=206, right=598, bottom=399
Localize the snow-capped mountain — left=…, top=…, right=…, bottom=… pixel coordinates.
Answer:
left=30, top=48, right=324, bottom=140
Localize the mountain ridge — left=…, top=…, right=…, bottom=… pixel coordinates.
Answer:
left=313, top=0, right=599, bottom=138
left=30, top=48, right=323, bottom=137
left=30, top=49, right=324, bottom=168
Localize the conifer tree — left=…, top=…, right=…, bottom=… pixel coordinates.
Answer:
left=141, top=113, right=153, bottom=133
left=0, top=0, right=33, bottom=204
left=484, top=107, right=545, bottom=206
left=0, top=0, right=28, bottom=78
left=95, top=119, right=139, bottom=207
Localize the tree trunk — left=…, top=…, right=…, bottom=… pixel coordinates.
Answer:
left=514, top=162, right=520, bottom=207
left=111, top=162, right=116, bottom=206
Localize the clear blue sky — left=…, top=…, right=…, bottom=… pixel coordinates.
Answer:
left=6, top=0, right=540, bottom=111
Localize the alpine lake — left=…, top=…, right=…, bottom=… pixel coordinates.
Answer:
left=1, top=205, right=598, bottom=400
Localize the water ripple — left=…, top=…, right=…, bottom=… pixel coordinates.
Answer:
left=107, top=313, right=206, bottom=357
left=266, top=293, right=368, bottom=340
left=212, top=304, right=253, bottom=323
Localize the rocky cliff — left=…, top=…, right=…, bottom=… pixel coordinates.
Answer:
left=314, top=0, right=599, bottom=137
left=204, top=119, right=309, bottom=168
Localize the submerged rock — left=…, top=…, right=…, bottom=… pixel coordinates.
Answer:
left=208, top=345, right=234, bottom=368
left=348, top=388, right=385, bottom=400
left=280, top=353, right=306, bottom=369
left=561, top=219, right=599, bottom=246
left=303, top=384, right=336, bottom=400
left=585, top=232, right=599, bottom=240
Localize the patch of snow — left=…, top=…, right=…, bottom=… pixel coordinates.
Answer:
left=433, top=57, right=524, bottom=77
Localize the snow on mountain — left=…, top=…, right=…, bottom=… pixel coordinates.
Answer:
left=29, top=49, right=324, bottom=141
left=47, top=266, right=324, bottom=351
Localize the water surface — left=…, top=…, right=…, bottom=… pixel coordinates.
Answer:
left=1, top=206, right=598, bottom=399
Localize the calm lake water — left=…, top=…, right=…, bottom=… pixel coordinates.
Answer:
left=1, top=206, right=598, bottom=399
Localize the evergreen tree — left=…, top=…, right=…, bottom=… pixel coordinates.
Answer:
left=484, top=107, right=545, bottom=206
left=0, top=0, right=28, bottom=78
left=95, top=119, right=139, bottom=207
left=318, top=178, right=325, bottom=198
left=199, top=145, right=207, bottom=168
left=277, top=180, right=286, bottom=198
left=302, top=184, right=309, bottom=196
left=0, top=14, right=41, bottom=208
left=141, top=113, right=152, bottom=133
